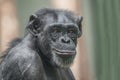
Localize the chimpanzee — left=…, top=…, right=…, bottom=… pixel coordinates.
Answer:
left=0, top=8, right=83, bottom=80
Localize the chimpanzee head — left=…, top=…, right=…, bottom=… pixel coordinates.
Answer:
left=27, top=8, right=83, bottom=68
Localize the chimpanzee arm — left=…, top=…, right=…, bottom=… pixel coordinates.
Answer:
left=20, top=52, right=46, bottom=80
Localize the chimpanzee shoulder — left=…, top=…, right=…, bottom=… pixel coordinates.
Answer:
left=0, top=37, right=45, bottom=80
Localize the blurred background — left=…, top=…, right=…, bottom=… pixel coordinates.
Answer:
left=0, top=0, right=120, bottom=80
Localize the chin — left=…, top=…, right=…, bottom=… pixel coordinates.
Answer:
left=51, top=52, right=76, bottom=68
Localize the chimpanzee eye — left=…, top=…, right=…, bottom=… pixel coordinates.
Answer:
left=68, top=29, right=75, bottom=34
left=69, top=30, right=74, bottom=33
left=68, top=28, right=78, bottom=39
left=53, top=28, right=61, bottom=33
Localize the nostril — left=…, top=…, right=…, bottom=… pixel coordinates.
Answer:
left=67, top=40, right=70, bottom=43
left=61, top=39, right=66, bottom=43
left=61, top=38, right=70, bottom=43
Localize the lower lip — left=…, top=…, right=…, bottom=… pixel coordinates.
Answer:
left=58, top=54, right=73, bottom=58
left=56, top=51, right=75, bottom=56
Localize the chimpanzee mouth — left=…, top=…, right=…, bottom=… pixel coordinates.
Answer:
left=52, top=47, right=76, bottom=67
left=52, top=48, right=76, bottom=57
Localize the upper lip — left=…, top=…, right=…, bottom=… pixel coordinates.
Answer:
left=52, top=48, right=76, bottom=55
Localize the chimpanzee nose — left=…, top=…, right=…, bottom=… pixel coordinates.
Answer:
left=61, top=36, right=70, bottom=44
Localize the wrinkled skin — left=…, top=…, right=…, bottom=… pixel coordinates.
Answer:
left=0, top=8, right=82, bottom=80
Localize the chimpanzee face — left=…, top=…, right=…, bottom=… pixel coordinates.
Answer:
left=43, top=23, right=80, bottom=67
left=27, top=9, right=82, bottom=68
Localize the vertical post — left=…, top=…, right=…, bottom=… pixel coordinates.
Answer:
left=51, top=0, right=91, bottom=80
left=0, top=0, right=19, bottom=54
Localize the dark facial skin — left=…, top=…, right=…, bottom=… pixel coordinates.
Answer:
left=44, top=23, right=79, bottom=67
left=0, top=8, right=82, bottom=80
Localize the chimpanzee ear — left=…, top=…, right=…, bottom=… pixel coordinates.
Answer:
left=76, top=16, right=83, bottom=37
left=27, top=14, right=41, bottom=36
